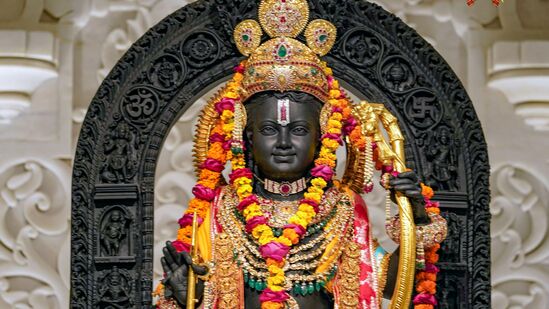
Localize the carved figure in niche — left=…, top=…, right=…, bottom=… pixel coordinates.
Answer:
left=154, top=1, right=447, bottom=308
left=101, top=122, right=137, bottom=183
left=98, top=266, right=133, bottom=308
left=425, top=127, right=458, bottom=191
left=100, top=208, right=131, bottom=256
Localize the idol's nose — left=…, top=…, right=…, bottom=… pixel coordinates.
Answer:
left=276, top=126, right=292, bottom=149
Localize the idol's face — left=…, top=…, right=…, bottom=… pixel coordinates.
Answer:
left=246, top=94, right=321, bottom=182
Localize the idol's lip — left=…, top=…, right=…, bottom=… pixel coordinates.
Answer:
left=272, top=153, right=295, bottom=163
left=272, top=152, right=296, bottom=156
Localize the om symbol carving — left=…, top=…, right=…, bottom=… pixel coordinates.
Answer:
left=122, top=87, right=159, bottom=125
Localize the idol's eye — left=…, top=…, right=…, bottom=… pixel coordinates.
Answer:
left=259, top=125, right=277, bottom=136
left=291, top=126, right=309, bottom=136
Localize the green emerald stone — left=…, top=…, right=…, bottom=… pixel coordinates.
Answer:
left=307, top=284, right=315, bottom=294
left=249, top=278, right=257, bottom=290
left=315, top=282, right=322, bottom=292
left=242, top=34, right=250, bottom=41
left=258, top=281, right=266, bottom=291
left=319, top=34, right=328, bottom=42
left=292, top=284, right=301, bottom=295
left=300, top=284, right=308, bottom=296
left=278, top=45, right=288, bottom=57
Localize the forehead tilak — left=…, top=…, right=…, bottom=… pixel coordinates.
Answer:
left=277, top=98, right=290, bottom=126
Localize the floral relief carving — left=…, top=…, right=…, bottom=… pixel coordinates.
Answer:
left=491, top=164, right=549, bottom=309
left=0, top=159, right=71, bottom=308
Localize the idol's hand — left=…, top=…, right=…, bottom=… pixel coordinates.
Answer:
left=388, top=171, right=430, bottom=225
left=161, top=241, right=208, bottom=308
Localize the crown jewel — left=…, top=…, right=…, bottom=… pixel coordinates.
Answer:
left=234, top=0, right=337, bottom=103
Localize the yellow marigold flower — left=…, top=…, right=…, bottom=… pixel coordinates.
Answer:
left=322, top=139, right=340, bottom=151
left=259, top=231, right=275, bottom=245
left=327, top=119, right=342, bottom=129
left=331, top=112, right=343, bottom=121
left=328, top=99, right=340, bottom=106
left=329, top=89, right=341, bottom=98
left=237, top=184, right=253, bottom=196
left=296, top=210, right=314, bottom=222
left=222, top=123, right=234, bottom=133
left=331, top=80, right=340, bottom=89
left=328, top=127, right=342, bottom=135
left=309, top=187, right=324, bottom=195
left=304, top=192, right=322, bottom=203
left=252, top=224, right=271, bottom=239
left=288, top=216, right=307, bottom=228
left=324, top=66, right=333, bottom=76
left=234, top=177, right=252, bottom=187
left=243, top=203, right=261, bottom=217
left=311, top=178, right=327, bottom=188
left=298, top=204, right=315, bottom=214
left=276, top=236, right=292, bottom=247
left=220, top=110, right=234, bottom=122
left=267, top=285, right=285, bottom=293
left=225, top=91, right=238, bottom=99
left=318, top=151, right=336, bottom=162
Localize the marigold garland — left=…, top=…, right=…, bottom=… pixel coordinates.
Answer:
left=413, top=183, right=442, bottom=309
left=226, top=61, right=361, bottom=308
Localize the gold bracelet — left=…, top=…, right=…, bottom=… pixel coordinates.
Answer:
left=156, top=294, right=182, bottom=309
left=385, top=212, right=447, bottom=248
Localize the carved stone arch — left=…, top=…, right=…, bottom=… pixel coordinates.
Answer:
left=71, top=1, right=491, bottom=308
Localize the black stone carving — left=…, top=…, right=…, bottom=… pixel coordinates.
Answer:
left=99, top=207, right=132, bottom=257
left=71, top=0, right=491, bottom=308
left=96, top=266, right=134, bottom=308
left=100, top=121, right=139, bottom=183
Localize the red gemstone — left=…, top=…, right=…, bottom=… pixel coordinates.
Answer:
left=280, top=16, right=286, bottom=23
left=280, top=184, right=291, bottom=194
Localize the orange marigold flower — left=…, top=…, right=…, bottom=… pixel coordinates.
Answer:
left=283, top=228, right=300, bottom=244
left=233, top=73, right=244, bottom=82
left=206, top=143, right=226, bottom=162
left=416, top=280, right=436, bottom=294
left=415, top=272, right=437, bottom=282
left=261, top=301, right=284, bottom=309
left=210, top=123, right=224, bottom=135
left=415, top=305, right=434, bottom=309
left=199, top=169, right=221, bottom=183
left=314, top=158, right=336, bottom=168
left=342, top=107, right=352, bottom=119
left=421, top=183, right=434, bottom=199
left=266, top=258, right=285, bottom=268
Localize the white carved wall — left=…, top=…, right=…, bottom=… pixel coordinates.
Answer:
left=0, top=0, right=548, bottom=308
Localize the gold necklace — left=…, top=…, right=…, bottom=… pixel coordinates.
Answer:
left=216, top=186, right=356, bottom=291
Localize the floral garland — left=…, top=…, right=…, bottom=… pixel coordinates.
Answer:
left=228, top=62, right=358, bottom=309
left=413, top=184, right=441, bottom=309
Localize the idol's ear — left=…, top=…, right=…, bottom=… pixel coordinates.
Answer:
left=245, top=125, right=253, bottom=147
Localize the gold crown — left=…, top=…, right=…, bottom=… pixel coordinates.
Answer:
left=234, top=0, right=337, bottom=103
